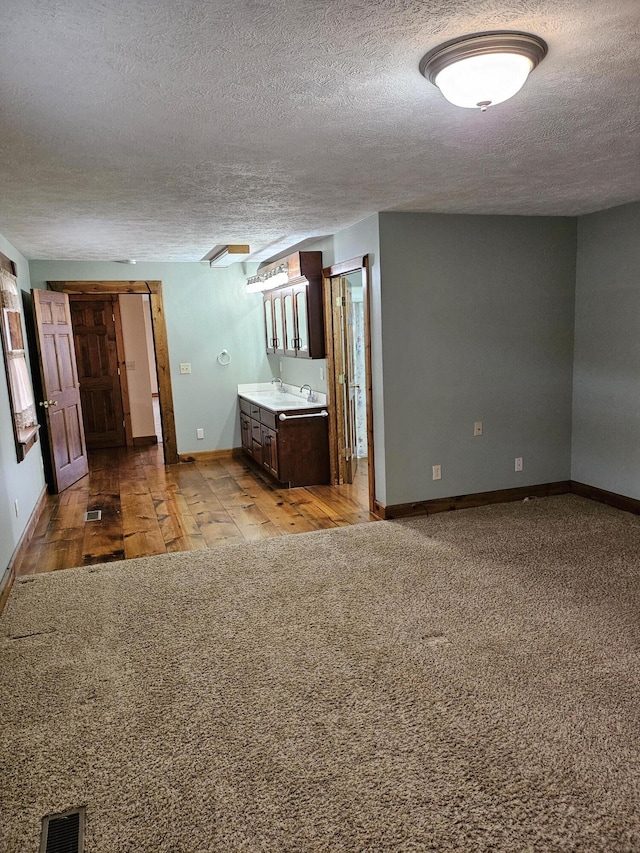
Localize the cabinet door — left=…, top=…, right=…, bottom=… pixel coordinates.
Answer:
left=263, top=295, right=275, bottom=354
left=240, top=413, right=252, bottom=452
left=293, top=285, right=309, bottom=357
left=272, top=293, right=285, bottom=355
left=261, top=425, right=279, bottom=478
left=283, top=288, right=297, bottom=357
left=250, top=417, right=262, bottom=461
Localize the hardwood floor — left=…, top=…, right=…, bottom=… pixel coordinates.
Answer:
left=16, top=447, right=376, bottom=576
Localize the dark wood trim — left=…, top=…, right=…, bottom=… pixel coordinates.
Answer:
left=48, top=280, right=161, bottom=295
left=571, top=481, right=640, bottom=516
left=322, top=256, right=366, bottom=278
left=47, top=281, right=178, bottom=465
left=0, top=567, right=14, bottom=615
left=322, top=273, right=339, bottom=484
left=379, top=481, right=572, bottom=520
left=16, top=424, right=40, bottom=460
left=0, top=485, right=48, bottom=613
left=0, top=251, right=17, bottom=276
left=373, top=500, right=386, bottom=519
left=133, top=435, right=158, bottom=446
left=148, top=287, right=177, bottom=464
left=178, top=447, right=242, bottom=463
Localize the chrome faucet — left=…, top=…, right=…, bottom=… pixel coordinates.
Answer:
left=300, top=383, right=316, bottom=402
left=271, top=377, right=285, bottom=393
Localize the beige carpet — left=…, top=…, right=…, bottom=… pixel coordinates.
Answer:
left=2, top=495, right=640, bottom=852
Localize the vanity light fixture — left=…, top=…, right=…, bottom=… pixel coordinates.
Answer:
left=246, top=264, right=289, bottom=292
left=206, top=244, right=251, bottom=268
left=419, top=31, right=547, bottom=111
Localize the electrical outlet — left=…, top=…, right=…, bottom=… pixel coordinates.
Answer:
left=515, top=457, right=523, bottom=472
left=179, top=362, right=191, bottom=375
left=14, top=499, right=19, bottom=518
left=126, top=360, right=135, bottom=370
left=432, top=464, right=442, bottom=480
left=474, top=421, right=483, bottom=436
left=196, top=428, right=204, bottom=440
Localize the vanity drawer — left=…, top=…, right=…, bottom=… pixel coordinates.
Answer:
left=239, top=398, right=251, bottom=415
left=249, top=405, right=261, bottom=419
left=260, top=410, right=277, bottom=430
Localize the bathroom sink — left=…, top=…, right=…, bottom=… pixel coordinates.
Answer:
left=239, top=389, right=323, bottom=412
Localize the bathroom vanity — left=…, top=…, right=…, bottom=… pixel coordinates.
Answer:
left=238, top=385, right=330, bottom=487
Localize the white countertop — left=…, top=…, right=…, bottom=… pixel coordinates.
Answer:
left=238, top=383, right=327, bottom=413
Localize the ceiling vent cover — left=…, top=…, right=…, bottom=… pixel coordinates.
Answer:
left=40, top=807, right=85, bottom=853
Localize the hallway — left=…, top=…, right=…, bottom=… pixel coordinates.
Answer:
left=16, top=447, right=375, bottom=576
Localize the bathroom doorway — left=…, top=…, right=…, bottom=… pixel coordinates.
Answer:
left=323, top=256, right=376, bottom=514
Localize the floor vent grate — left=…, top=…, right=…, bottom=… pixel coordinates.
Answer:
left=40, top=807, right=85, bottom=853
left=84, top=510, right=102, bottom=522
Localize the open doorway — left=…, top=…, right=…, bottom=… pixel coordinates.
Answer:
left=118, top=293, right=162, bottom=447
left=323, top=256, right=376, bottom=514
left=69, top=292, right=164, bottom=449
left=47, top=280, right=177, bottom=466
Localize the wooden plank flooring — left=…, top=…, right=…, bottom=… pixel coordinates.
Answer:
left=16, top=447, right=376, bottom=576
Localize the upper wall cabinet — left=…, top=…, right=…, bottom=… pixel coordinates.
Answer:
left=262, top=251, right=325, bottom=359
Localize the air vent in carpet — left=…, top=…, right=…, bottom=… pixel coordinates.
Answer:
left=40, top=807, right=85, bottom=853
left=83, top=510, right=102, bottom=522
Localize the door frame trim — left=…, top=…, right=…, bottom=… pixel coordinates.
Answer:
left=47, top=281, right=178, bottom=464
left=322, top=255, right=376, bottom=514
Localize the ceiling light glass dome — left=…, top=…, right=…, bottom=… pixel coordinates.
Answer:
left=420, top=32, right=548, bottom=111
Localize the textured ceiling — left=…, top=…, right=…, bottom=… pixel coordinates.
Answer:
left=1, top=0, right=639, bottom=262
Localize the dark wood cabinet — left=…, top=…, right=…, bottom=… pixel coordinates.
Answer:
left=262, top=251, right=325, bottom=359
left=239, top=396, right=329, bottom=487
left=264, top=290, right=285, bottom=356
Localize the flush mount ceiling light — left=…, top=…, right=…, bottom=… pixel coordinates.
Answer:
left=419, top=31, right=547, bottom=111
left=205, top=244, right=251, bottom=268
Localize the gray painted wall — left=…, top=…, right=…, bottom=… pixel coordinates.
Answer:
left=0, top=235, right=46, bottom=578
left=572, top=201, right=640, bottom=498
left=29, top=260, right=269, bottom=454
left=7, top=203, right=639, bottom=583
left=378, top=212, right=577, bottom=506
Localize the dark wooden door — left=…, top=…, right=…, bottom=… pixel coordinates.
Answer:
left=32, top=289, right=89, bottom=493
left=70, top=296, right=126, bottom=449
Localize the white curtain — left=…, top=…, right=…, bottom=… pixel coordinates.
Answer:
left=1, top=268, right=37, bottom=432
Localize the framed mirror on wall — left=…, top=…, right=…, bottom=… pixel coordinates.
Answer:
left=0, top=253, right=39, bottom=461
